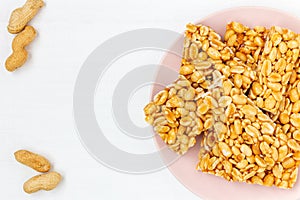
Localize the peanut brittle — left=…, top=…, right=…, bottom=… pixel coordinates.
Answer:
left=144, top=22, right=300, bottom=189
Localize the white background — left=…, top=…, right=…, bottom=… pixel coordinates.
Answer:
left=0, top=0, right=300, bottom=199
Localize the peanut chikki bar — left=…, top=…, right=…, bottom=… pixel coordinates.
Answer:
left=197, top=78, right=300, bottom=188
left=198, top=93, right=300, bottom=188
left=144, top=24, right=231, bottom=154
left=144, top=23, right=242, bottom=154
left=225, top=22, right=300, bottom=121
left=144, top=75, right=210, bottom=155
left=144, top=22, right=300, bottom=188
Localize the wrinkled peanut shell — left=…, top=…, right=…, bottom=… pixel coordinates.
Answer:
left=6, top=25, right=36, bottom=72
left=14, top=149, right=51, bottom=172
left=23, top=172, right=62, bottom=194
left=7, top=0, right=44, bottom=34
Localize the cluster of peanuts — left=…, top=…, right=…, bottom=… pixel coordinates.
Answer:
left=144, top=22, right=300, bottom=188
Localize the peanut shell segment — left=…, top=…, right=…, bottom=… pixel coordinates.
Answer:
left=7, top=0, right=44, bottom=34
left=14, top=149, right=51, bottom=172
left=23, top=172, right=62, bottom=194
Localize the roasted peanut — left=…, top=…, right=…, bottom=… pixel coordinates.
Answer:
left=6, top=26, right=36, bottom=72
left=7, top=0, right=44, bottom=34
left=14, top=149, right=50, bottom=172
left=23, top=172, right=62, bottom=194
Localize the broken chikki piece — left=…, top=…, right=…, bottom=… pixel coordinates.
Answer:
left=144, top=76, right=210, bottom=154
left=225, top=22, right=300, bottom=121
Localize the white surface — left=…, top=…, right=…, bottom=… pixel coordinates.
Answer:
left=1, top=0, right=300, bottom=199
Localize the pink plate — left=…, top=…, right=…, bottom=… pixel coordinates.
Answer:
left=154, top=6, right=300, bottom=200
